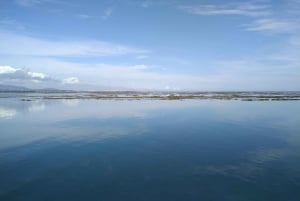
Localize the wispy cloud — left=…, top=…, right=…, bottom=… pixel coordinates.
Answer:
left=62, top=77, right=80, bottom=84
left=141, top=1, right=152, bottom=8
left=15, top=0, right=76, bottom=7
left=15, top=0, right=43, bottom=7
left=179, top=2, right=271, bottom=17
left=0, top=29, right=149, bottom=57
left=136, top=55, right=149, bottom=60
left=0, top=18, right=18, bottom=26
left=0, top=18, right=26, bottom=30
left=290, top=36, right=300, bottom=46
left=76, top=8, right=112, bottom=21
left=101, top=8, right=113, bottom=20
left=179, top=1, right=299, bottom=35
left=76, top=14, right=93, bottom=20
left=244, top=18, right=300, bottom=33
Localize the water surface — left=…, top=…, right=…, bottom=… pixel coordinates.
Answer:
left=0, top=98, right=300, bottom=201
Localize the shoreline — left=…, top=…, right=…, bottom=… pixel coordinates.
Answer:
left=1, top=91, right=300, bottom=101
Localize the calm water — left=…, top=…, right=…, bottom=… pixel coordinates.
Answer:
left=0, top=97, right=300, bottom=201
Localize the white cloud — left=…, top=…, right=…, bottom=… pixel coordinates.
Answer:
left=244, top=18, right=300, bottom=33
left=0, top=65, right=53, bottom=82
left=0, top=29, right=149, bottom=57
left=0, top=66, right=18, bottom=74
left=0, top=65, right=81, bottom=88
left=179, top=2, right=271, bottom=17
left=62, top=77, right=80, bottom=84
left=28, top=72, right=47, bottom=79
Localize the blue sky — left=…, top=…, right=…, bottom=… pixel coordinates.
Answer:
left=0, top=0, right=299, bottom=90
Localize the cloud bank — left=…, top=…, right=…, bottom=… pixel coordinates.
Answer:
left=0, top=65, right=53, bottom=82
left=0, top=65, right=80, bottom=87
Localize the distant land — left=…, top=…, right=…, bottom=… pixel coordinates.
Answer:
left=0, top=84, right=300, bottom=101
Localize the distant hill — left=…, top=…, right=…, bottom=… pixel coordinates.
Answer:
left=0, top=84, right=32, bottom=92
left=0, top=84, right=70, bottom=92
left=0, top=84, right=131, bottom=92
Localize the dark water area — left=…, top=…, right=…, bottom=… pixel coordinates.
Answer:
left=0, top=97, right=299, bottom=201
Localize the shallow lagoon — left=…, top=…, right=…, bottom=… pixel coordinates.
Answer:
left=0, top=98, right=300, bottom=201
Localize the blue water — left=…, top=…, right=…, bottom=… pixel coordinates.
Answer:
left=0, top=98, right=300, bottom=201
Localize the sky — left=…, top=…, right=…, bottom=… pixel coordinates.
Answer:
left=0, top=0, right=299, bottom=91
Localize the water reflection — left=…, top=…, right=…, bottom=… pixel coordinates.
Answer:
left=28, top=101, right=45, bottom=112
left=62, top=99, right=80, bottom=107
left=0, top=107, right=16, bottom=119
left=0, top=100, right=46, bottom=119
left=0, top=98, right=299, bottom=200
left=192, top=147, right=289, bottom=182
